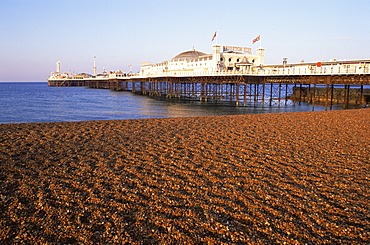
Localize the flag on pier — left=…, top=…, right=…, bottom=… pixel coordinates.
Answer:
left=211, top=31, right=217, bottom=42
left=253, top=35, right=260, bottom=44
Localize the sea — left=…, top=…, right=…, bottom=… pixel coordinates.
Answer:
left=0, top=82, right=341, bottom=124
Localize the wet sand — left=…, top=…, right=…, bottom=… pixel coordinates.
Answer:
left=0, top=109, right=369, bottom=244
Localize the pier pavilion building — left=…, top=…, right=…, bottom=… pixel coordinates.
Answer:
left=139, top=44, right=265, bottom=76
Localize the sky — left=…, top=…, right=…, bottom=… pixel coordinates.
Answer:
left=1, top=0, right=369, bottom=82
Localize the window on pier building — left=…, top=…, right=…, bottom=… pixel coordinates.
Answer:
left=229, top=58, right=232, bottom=62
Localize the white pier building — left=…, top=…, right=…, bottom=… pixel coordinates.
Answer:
left=138, top=44, right=369, bottom=77
left=139, top=44, right=265, bottom=76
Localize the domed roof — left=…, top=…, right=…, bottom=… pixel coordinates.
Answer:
left=172, top=48, right=208, bottom=61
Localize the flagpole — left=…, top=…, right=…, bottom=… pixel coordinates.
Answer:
left=259, top=34, right=262, bottom=48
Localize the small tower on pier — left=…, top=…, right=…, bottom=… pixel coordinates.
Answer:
left=256, top=47, right=265, bottom=66
left=56, top=61, right=61, bottom=76
left=212, top=44, right=221, bottom=71
left=93, top=56, right=97, bottom=76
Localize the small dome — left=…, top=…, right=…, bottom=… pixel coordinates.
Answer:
left=172, top=49, right=208, bottom=61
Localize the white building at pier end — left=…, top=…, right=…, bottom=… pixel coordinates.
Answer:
left=140, top=44, right=265, bottom=76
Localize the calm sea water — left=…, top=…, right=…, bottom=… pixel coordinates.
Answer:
left=0, top=82, right=336, bottom=124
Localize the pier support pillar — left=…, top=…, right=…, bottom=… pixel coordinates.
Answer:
left=235, top=83, right=239, bottom=106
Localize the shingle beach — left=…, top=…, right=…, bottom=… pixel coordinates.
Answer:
left=1, top=109, right=369, bottom=244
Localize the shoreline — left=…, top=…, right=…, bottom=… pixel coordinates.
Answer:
left=1, top=109, right=369, bottom=243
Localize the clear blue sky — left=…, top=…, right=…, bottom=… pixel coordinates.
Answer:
left=1, top=0, right=369, bottom=82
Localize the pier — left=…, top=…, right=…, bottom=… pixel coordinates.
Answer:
left=48, top=71, right=370, bottom=109
left=47, top=44, right=370, bottom=109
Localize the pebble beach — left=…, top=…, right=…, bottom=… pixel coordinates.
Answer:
left=1, top=109, right=369, bottom=244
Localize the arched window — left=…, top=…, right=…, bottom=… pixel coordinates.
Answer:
left=228, top=58, right=232, bottom=62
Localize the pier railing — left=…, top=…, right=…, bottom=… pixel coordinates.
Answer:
left=128, top=66, right=370, bottom=79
